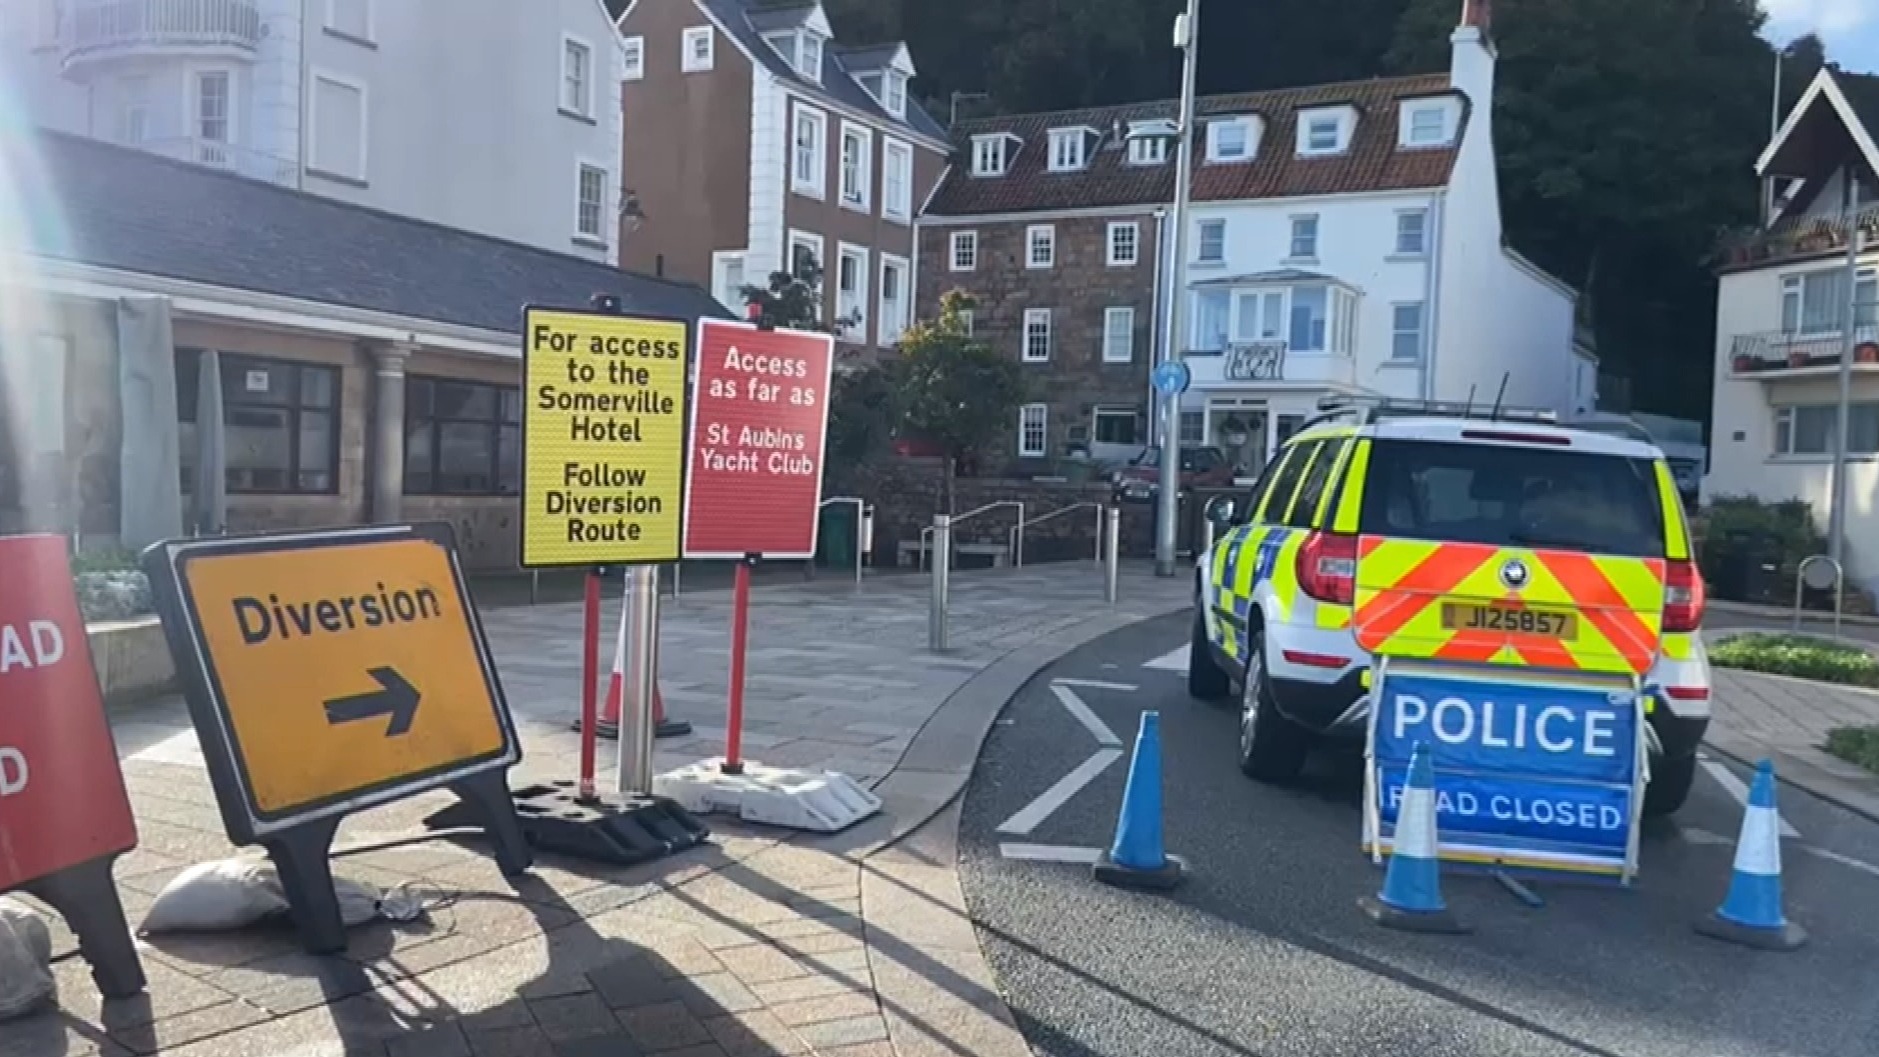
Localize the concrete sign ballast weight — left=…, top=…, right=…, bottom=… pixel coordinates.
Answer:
left=521, top=306, right=689, bottom=567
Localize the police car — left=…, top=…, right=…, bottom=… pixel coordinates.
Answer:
left=1189, top=397, right=1711, bottom=816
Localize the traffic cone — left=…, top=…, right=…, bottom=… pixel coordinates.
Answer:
left=1094, top=712, right=1185, bottom=891
left=579, top=591, right=691, bottom=740
left=1695, top=760, right=1806, bottom=951
left=1361, top=742, right=1469, bottom=933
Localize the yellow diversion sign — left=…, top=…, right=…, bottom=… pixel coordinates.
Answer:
left=520, top=306, right=690, bottom=567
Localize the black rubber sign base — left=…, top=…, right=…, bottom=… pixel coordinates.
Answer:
left=14, top=854, right=146, bottom=999
left=426, top=780, right=710, bottom=867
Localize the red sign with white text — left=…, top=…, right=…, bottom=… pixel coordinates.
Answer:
left=0, top=535, right=138, bottom=891
left=683, top=320, right=835, bottom=559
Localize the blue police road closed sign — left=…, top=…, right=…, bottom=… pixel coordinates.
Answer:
left=1365, top=661, right=1646, bottom=881
left=1151, top=361, right=1190, bottom=396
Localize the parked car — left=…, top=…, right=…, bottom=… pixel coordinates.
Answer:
left=1112, top=446, right=1237, bottom=502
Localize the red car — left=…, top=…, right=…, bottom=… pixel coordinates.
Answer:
left=1112, top=446, right=1237, bottom=502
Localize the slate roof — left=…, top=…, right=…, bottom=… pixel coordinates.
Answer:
left=4, top=130, right=729, bottom=335
left=925, top=74, right=1462, bottom=217
left=1836, top=70, right=1879, bottom=139
left=694, top=0, right=948, bottom=143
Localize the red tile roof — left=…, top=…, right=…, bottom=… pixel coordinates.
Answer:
left=924, top=74, right=1463, bottom=217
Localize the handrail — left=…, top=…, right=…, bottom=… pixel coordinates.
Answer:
left=1010, top=501, right=1105, bottom=566
left=917, top=500, right=1024, bottom=571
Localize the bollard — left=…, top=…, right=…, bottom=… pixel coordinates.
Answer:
left=618, top=566, right=659, bottom=795
left=929, top=514, right=952, bottom=651
left=1014, top=511, right=1026, bottom=568
left=1105, top=506, right=1121, bottom=604
left=1092, top=504, right=1104, bottom=563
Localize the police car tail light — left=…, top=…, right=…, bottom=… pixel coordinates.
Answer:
left=1298, top=531, right=1358, bottom=606
left=1663, top=560, right=1706, bottom=633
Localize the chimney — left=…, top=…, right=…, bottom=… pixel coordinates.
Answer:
left=1460, top=0, right=1492, bottom=36
left=1450, top=0, right=1496, bottom=99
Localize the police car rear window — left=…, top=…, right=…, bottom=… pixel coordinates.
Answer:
left=1356, top=439, right=1665, bottom=558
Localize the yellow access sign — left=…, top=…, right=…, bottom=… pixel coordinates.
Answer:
left=144, top=523, right=519, bottom=841
left=521, top=306, right=690, bottom=567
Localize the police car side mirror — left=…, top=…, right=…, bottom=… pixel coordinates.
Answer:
left=1204, top=496, right=1239, bottom=526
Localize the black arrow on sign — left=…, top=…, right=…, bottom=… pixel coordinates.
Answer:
left=323, top=667, right=421, bottom=737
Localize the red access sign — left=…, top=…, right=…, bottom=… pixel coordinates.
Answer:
left=683, top=319, right=835, bottom=559
left=0, top=535, right=137, bottom=890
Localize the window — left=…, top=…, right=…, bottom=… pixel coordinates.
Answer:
left=1406, top=105, right=1446, bottom=146
left=840, top=124, right=871, bottom=208
left=324, top=0, right=370, bottom=41
left=175, top=351, right=339, bottom=495
left=792, top=105, right=827, bottom=196
left=879, top=255, right=909, bottom=345
left=1179, top=411, right=1205, bottom=447
left=1018, top=404, right=1048, bottom=457
left=1289, top=214, right=1319, bottom=259
left=1284, top=439, right=1350, bottom=529
left=1093, top=409, right=1138, bottom=445
left=1192, top=290, right=1230, bottom=351
left=837, top=245, right=869, bottom=339
left=1022, top=308, right=1052, bottom=362
left=958, top=309, right=975, bottom=335
left=712, top=252, right=746, bottom=312
left=1358, top=439, right=1667, bottom=558
left=1391, top=303, right=1425, bottom=361
left=1395, top=210, right=1427, bottom=255
left=309, top=72, right=366, bottom=181
left=1289, top=285, right=1328, bottom=351
left=1302, top=115, right=1342, bottom=154
left=117, top=75, right=149, bottom=144
left=404, top=378, right=522, bottom=496
left=1027, top=224, right=1055, bottom=268
left=1049, top=128, right=1086, bottom=171
left=1207, top=119, right=1251, bottom=162
left=622, top=35, right=644, bottom=81
left=1103, top=306, right=1135, bottom=363
left=884, top=71, right=908, bottom=118
left=950, top=231, right=978, bottom=272
left=800, top=32, right=823, bottom=81
left=788, top=231, right=824, bottom=284
left=1130, top=131, right=1166, bottom=165
left=1782, top=269, right=1879, bottom=333
left=971, top=135, right=1008, bottom=176
left=1233, top=291, right=1285, bottom=341
left=1774, top=404, right=1879, bottom=456
left=1196, top=218, right=1225, bottom=263
left=195, top=70, right=231, bottom=159
left=576, top=164, right=607, bottom=241
left=883, top=140, right=912, bottom=221
left=1108, top=222, right=1139, bottom=267
left=562, top=37, right=592, bottom=117
left=1256, top=443, right=1313, bottom=522
left=682, top=26, right=714, bottom=71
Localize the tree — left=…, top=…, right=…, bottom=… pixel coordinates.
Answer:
left=890, top=290, right=1026, bottom=510
left=826, top=364, right=901, bottom=476
left=739, top=259, right=829, bottom=332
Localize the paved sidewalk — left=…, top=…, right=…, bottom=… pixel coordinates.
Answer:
left=8, top=563, right=1188, bottom=1057
left=1709, top=667, right=1879, bottom=821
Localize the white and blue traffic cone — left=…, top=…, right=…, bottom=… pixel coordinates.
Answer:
left=1696, top=760, right=1807, bottom=951
left=1361, top=742, right=1469, bottom=934
left=1094, top=711, right=1185, bottom=891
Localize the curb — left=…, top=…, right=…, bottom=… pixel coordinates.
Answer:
left=1704, top=725, right=1879, bottom=827
left=1709, top=599, right=1879, bottom=629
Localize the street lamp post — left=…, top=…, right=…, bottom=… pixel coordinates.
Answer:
left=1828, top=168, right=1866, bottom=572
left=1154, top=0, right=1203, bottom=578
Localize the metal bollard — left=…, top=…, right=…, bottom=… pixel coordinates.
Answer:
left=1014, top=511, right=1026, bottom=568
left=618, top=566, right=660, bottom=796
left=929, top=514, right=952, bottom=651
left=1093, top=504, right=1104, bottom=563
left=1104, top=506, right=1121, bottom=604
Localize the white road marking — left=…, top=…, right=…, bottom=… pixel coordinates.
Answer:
left=1700, top=758, right=1800, bottom=838
left=1051, top=683, right=1122, bottom=747
left=1053, top=677, right=1139, bottom=692
left=1143, top=645, right=1189, bottom=673
left=999, top=843, right=1105, bottom=864
left=1798, top=844, right=1879, bottom=880
left=995, top=747, right=1125, bottom=836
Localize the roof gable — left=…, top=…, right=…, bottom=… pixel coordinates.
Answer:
left=1758, top=68, right=1879, bottom=183
left=925, top=74, right=1460, bottom=217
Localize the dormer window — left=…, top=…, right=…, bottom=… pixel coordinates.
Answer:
left=1206, top=117, right=1257, bottom=163
left=800, top=32, right=823, bottom=81
left=1127, top=119, right=1174, bottom=165
left=972, top=133, right=1015, bottom=176
left=1048, top=128, right=1092, bottom=172
left=883, top=70, right=908, bottom=118
left=1297, top=107, right=1352, bottom=156
left=1399, top=99, right=1457, bottom=148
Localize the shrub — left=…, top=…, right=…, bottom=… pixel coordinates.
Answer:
left=1825, top=727, right=1879, bottom=776
left=1709, top=632, right=1879, bottom=687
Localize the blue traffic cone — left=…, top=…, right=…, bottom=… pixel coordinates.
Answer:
left=1696, top=760, right=1806, bottom=951
left=1094, top=711, right=1185, bottom=891
left=1361, top=742, right=1469, bottom=933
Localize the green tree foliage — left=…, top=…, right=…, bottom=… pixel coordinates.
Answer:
left=826, top=364, right=901, bottom=473
left=738, top=259, right=829, bottom=332
left=891, top=290, right=1027, bottom=508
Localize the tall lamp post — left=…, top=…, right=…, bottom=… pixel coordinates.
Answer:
left=1154, top=0, right=1203, bottom=577
left=1828, top=170, right=1870, bottom=572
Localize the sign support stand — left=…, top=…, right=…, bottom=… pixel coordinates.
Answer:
left=17, top=857, right=145, bottom=998
left=578, top=566, right=605, bottom=800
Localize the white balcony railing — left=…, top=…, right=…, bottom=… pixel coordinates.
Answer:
left=64, top=0, right=261, bottom=70
left=137, top=136, right=299, bottom=188
left=1730, top=324, right=1879, bottom=376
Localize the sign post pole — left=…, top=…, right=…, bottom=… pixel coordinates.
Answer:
left=577, top=567, right=603, bottom=800
left=724, top=555, right=757, bottom=774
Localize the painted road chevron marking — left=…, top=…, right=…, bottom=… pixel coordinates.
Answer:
left=995, top=680, right=1131, bottom=842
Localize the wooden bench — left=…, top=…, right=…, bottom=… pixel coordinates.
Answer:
left=896, top=540, right=1011, bottom=569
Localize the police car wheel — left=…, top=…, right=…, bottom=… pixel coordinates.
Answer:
left=1238, top=633, right=1310, bottom=783
left=1642, top=752, right=1698, bottom=817
left=1188, top=608, right=1232, bottom=701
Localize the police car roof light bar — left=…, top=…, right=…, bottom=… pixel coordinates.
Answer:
left=1309, top=395, right=1559, bottom=428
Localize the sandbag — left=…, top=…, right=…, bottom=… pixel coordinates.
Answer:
left=140, top=858, right=287, bottom=934
left=0, top=898, right=55, bottom=1021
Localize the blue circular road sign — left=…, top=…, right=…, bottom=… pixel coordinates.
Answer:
left=1152, top=361, right=1191, bottom=396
